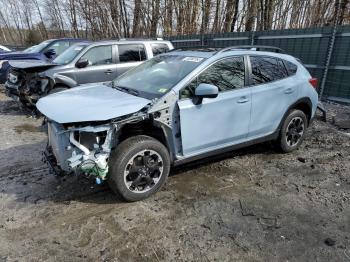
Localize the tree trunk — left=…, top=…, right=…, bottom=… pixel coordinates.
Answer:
left=132, top=0, right=141, bottom=37
left=246, top=0, right=257, bottom=31
left=150, top=0, right=160, bottom=36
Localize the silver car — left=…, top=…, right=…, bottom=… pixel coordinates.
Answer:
left=37, top=46, right=319, bottom=202
left=5, top=39, right=174, bottom=109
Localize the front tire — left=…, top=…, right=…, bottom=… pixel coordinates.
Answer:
left=278, top=109, right=307, bottom=153
left=108, top=135, right=170, bottom=202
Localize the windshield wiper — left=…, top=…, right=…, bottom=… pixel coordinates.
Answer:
left=113, top=84, right=139, bottom=96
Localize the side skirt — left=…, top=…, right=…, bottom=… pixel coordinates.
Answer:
left=173, top=131, right=279, bottom=166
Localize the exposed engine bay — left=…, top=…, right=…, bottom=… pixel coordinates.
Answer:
left=41, top=88, right=181, bottom=184
left=43, top=112, right=163, bottom=183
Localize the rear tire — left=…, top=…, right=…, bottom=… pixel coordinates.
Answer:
left=278, top=109, right=307, bottom=153
left=108, top=135, right=170, bottom=202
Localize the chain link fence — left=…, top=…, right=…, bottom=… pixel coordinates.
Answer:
left=167, top=25, right=350, bottom=103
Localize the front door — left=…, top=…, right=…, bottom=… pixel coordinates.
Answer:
left=74, top=44, right=118, bottom=84
left=177, top=56, right=251, bottom=157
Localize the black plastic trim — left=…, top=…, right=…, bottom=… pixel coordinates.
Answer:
left=173, top=131, right=278, bottom=166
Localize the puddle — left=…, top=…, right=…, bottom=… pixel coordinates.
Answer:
left=14, top=124, right=41, bottom=134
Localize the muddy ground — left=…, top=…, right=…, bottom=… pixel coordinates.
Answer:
left=0, top=89, right=349, bottom=262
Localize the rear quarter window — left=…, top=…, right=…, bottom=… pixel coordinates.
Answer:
left=283, top=60, right=298, bottom=75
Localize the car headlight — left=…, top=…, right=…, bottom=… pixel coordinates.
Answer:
left=0, top=60, right=8, bottom=70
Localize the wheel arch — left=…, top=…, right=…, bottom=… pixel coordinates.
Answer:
left=279, top=98, right=312, bottom=130
left=116, top=120, right=173, bottom=160
left=291, top=98, right=312, bottom=125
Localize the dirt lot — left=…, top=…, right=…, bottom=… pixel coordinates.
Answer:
left=0, top=89, right=349, bottom=262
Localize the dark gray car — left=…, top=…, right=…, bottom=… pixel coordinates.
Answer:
left=5, top=39, right=174, bottom=109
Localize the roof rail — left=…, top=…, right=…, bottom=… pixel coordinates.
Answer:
left=217, top=45, right=285, bottom=54
left=118, top=37, right=164, bottom=41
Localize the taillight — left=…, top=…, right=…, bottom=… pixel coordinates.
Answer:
left=309, top=78, right=318, bottom=89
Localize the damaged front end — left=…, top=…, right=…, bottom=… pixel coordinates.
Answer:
left=44, top=121, right=115, bottom=182
left=43, top=113, right=149, bottom=183
left=5, top=61, right=55, bottom=109
left=5, top=69, right=50, bottom=109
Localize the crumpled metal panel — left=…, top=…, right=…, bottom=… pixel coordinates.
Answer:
left=9, top=60, right=56, bottom=72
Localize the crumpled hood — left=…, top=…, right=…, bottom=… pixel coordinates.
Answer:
left=0, top=51, right=43, bottom=61
left=36, top=83, right=151, bottom=124
left=9, top=60, right=57, bottom=72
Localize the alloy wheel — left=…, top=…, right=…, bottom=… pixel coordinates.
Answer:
left=124, top=149, right=164, bottom=193
left=285, top=116, right=305, bottom=147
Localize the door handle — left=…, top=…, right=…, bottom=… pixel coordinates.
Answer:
left=284, top=87, right=293, bottom=94
left=104, top=69, right=113, bottom=74
left=237, top=96, right=249, bottom=103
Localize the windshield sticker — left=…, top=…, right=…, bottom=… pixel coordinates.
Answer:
left=74, top=46, right=84, bottom=51
left=182, top=57, right=204, bottom=63
left=158, top=88, right=168, bottom=93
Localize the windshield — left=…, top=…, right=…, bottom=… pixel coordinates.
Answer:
left=113, top=54, right=205, bottom=99
left=23, top=40, right=53, bottom=53
left=53, top=44, right=88, bottom=65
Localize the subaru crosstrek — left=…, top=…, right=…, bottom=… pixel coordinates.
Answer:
left=37, top=46, right=319, bottom=201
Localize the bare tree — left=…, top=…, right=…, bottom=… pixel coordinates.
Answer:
left=0, top=0, right=349, bottom=46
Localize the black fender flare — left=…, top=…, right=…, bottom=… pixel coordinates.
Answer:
left=275, top=97, right=313, bottom=137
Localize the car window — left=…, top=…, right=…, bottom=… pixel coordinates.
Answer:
left=23, top=40, right=53, bottom=53
left=278, top=59, right=289, bottom=78
left=81, top=45, right=113, bottom=66
left=180, top=56, right=245, bottom=99
left=118, top=44, right=146, bottom=63
left=283, top=60, right=298, bottom=75
left=250, top=56, right=289, bottom=85
left=53, top=44, right=88, bottom=65
left=151, top=43, right=170, bottom=56
left=44, top=41, right=70, bottom=56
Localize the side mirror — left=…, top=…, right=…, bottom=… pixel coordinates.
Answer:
left=44, top=49, right=56, bottom=58
left=76, top=58, right=89, bottom=68
left=193, top=83, right=219, bottom=105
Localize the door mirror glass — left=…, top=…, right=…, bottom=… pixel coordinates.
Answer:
left=76, top=58, right=89, bottom=68
left=193, top=83, right=218, bottom=105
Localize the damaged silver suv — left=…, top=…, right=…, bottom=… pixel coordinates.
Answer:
left=37, top=46, right=319, bottom=201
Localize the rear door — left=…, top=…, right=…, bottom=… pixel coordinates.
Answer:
left=115, top=44, right=147, bottom=77
left=177, top=56, right=251, bottom=156
left=248, top=56, right=299, bottom=139
left=74, top=44, right=117, bottom=84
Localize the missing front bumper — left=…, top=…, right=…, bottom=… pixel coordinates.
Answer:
left=45, top=121, right=114, bottom=180
left=42, top=148, right=67, bottom=176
